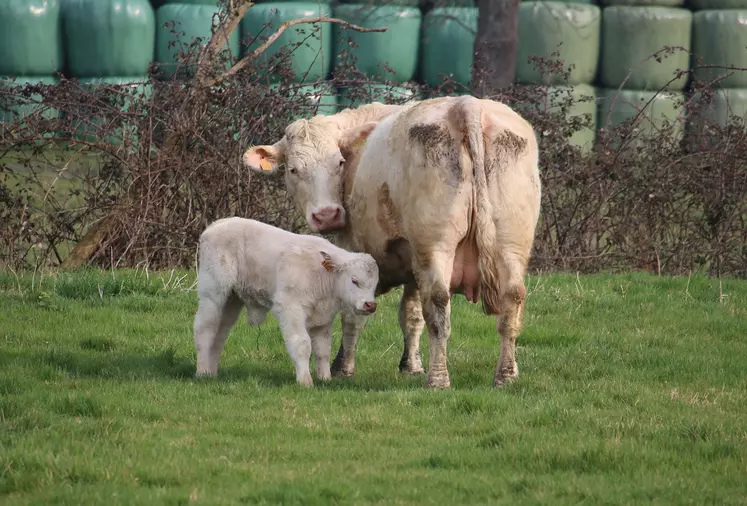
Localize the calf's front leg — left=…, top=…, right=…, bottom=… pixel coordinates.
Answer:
left=272, top=303, right=314, bottom=387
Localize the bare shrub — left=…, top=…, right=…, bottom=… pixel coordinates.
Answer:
left=1, top=8, right=746, bottom=279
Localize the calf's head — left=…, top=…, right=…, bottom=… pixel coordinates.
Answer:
left=319, top=250, right=379, bottom=316
left=243, top=118, right=378, bottom=234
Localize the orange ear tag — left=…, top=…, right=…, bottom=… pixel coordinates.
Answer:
left=259, top=159, right=273, bottom=172
left=322, top=259, right=334, bottom=272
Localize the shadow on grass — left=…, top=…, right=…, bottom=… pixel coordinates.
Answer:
left=7, top=345, right=428, bottom=392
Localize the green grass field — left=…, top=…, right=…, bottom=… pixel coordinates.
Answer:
left=1, top=268, right=746, bottom=505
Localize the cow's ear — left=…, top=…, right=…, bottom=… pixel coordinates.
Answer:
left=243, top=139, right=287, bottom=175
left=320, top=251, right=338, bottom=273
left=339, top=122, right=378, bottom=152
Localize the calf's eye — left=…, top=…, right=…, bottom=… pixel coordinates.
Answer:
left=352, top=278, right=359, bottom=287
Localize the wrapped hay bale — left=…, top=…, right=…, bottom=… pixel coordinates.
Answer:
left=420, top=7, right=478, bottom=89
left=0, top=0, right=63, bottom=76
left=242, top=2, right=333, bottom=84
left=68, top=77, right=152, bottom=146
left=517, top=2, right=601, bottom=85
left=692, top=10, right=747, bottom=88
left=156, top=3, right=239, bottom=79
left=338, top=83, right=422, bottom=108
left=597, top=88, right=685, bottom=146
left=63, top=0, right=155, bottom=78
left=333, top=4, right=422, bottom=83
left=601, top=6, right=691, bottom=91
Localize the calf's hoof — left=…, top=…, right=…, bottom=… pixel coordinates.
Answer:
left=297, top=374, right=314, bottom=388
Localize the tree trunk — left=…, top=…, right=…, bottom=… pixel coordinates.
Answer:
left=472, top=0, right=520, bottom=97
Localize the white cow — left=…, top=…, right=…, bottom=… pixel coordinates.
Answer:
left=193, top=217, right=379, bottom=387
left=243, top=95, right=541, bottom=389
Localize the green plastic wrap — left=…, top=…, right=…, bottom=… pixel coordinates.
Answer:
left=338, top=83, right=422, bottom=108
left=420, top=7, right=478, bottom=88
left=156, top=4, right=240, bottom=79
left=519, top=84, right=598, bottom=151
left=601, top=0, right=684, bottom=7
left=597, top=88, right=685, bottom=144
left=0, top=0, right=63, bottom=76
left=332, top=5, right=422, bottom=83
left=688, top=0, right=747, bottom=8
left=268, top=82, right=339, bottom=118
left=341, top=0, right=422, bottom=5
left=0, top=76, right=61, bottom=142
left=242, top=2, right=333, bottom=84
left=601, top=7, right=691, bottom=91
left=0, top=76, right=60, bottom=122
left=70, top=77, right=152, bottom=145
left=517, top=2, right=601, bottom=85
left=692, top=10, right=747, bottom=89
left=63, top=0, right=155, bottom=78
left=690, top=88, right=747, bottom=128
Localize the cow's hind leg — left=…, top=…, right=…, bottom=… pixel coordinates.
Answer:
left=414, top=250, right=455, bottom=389
left=398, top=282, right=426, bottom=374
left=493, top=253, right=528, bottom=387
left=331, top=309, right=368, bottom=377
left=194, top=293, right=243, bottom=377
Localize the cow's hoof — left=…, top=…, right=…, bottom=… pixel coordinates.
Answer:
left=331, top=368, right=355, bottom=378
left=425, top=375, right=451, bottom=389
left=494, top=363, right=518, bottom=387
left=493, top=372, right=518, bottom=388
left=399, top=363, right=425, bottom=375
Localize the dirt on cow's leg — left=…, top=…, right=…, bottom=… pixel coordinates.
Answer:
left=331, top=308, right=367, bottom=377
left=416, top=251, right=455, bottom=389
left=494, top=278, right=527, bottom=387
left=398, top=282, right=426, bottom=375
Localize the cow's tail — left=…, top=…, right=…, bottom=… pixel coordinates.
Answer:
left=457, top=96, right=502, bottom=315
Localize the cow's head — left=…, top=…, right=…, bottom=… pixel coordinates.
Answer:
left=243, top=118, right=378, bottom=234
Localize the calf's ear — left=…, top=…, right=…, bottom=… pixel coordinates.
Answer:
left=339, top=122, right=378, bottom=152
left=243, top=138, right=287, bottom=175
left=320, top=251, right=338, bottom=273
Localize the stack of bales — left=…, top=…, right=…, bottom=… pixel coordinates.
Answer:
left=516, top=1, right=602, bottom=151
left=242, top=0, right=336, bottom=117
left=62, top=0, right=155, bottom=144
left=688, top=3, right=747, bottom=131
left=0, top=0, right=63, bottom=132
left=333, top=0, right=423, bottom=109
left=597, top=0, right=692, bottom=146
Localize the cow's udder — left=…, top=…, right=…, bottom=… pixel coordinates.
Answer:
left=450, top=238, right=481, bottom=304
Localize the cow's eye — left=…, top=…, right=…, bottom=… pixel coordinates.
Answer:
left=339, top=159, right=345, bottom=167
left=352, top=278, right=359, bottom=287
left=289, top=168, right=297, bottom=175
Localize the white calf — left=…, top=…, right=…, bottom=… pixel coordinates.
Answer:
left=193, top=217, right=379, bottom=386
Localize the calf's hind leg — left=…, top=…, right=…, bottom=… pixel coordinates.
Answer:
left=194, top=293, right=243, bottom=377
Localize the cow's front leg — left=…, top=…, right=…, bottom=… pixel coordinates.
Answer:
left=331, top=308, right=368, bottom=377
left=398, top=281, right=425, bottom=375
